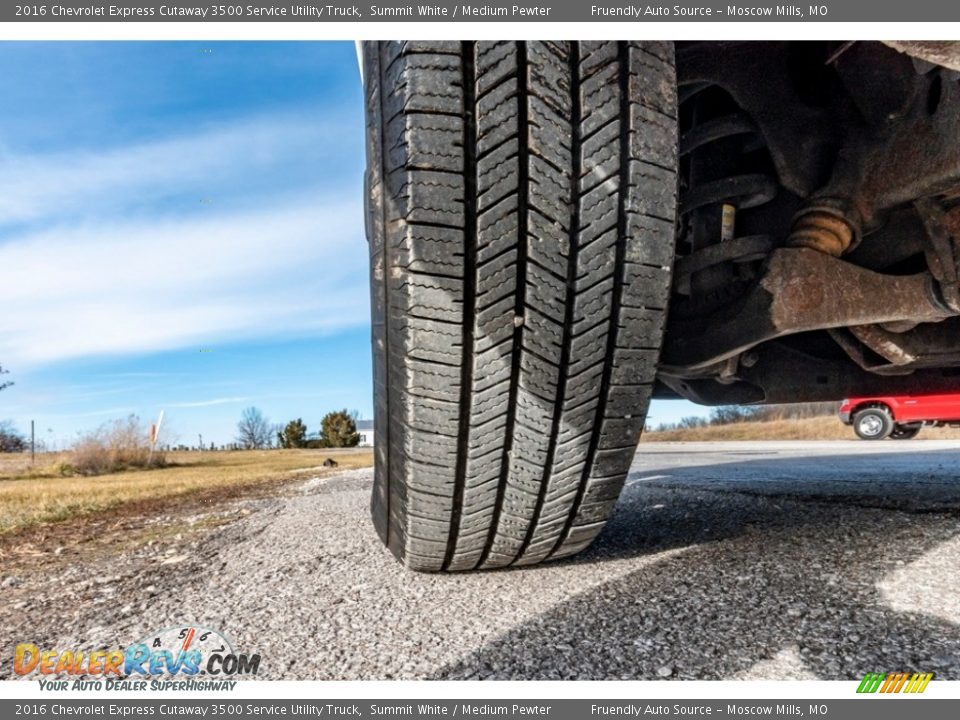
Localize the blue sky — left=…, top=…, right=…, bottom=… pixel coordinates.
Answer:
left=0, top=41, right=705, bottom=448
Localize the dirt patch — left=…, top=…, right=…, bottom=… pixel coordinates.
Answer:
left=0, top=465, right=343, bottom=578
left=0, top=448, right=373, bottom=534
left=0, top=466, right=369, bottom=670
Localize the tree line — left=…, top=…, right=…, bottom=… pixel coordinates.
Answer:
left=0, top=361, right=364, bottom=453
left=0, top=365, right=22, bottom=452
left=649, top=401, right=840, bottom=433
left=235, top=406, right=362, bottom=450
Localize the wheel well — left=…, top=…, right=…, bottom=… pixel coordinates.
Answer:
left=851, top=402, right=893, bottom=420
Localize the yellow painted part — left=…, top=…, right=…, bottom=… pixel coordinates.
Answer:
left=721, top=203, right=736, bottom=242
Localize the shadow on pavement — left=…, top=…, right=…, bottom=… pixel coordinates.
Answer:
left=435, top=449, right=960, bottom=680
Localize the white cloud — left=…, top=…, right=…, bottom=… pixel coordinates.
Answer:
left=0, top=195, right=368, bottom=365
left=0, top=113, right=349, bottom=227
left=169, top=397, right=249, bottom=408
left=0, top=114, right=369, bottom=367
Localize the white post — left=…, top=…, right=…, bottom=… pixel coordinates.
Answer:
left=148, top=410, right=164, bottom=465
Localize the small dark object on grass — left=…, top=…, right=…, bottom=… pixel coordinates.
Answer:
left=323, top=458, right=338, bottom=468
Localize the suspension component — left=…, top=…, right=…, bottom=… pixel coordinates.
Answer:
left=788, top=200, right=859, bottom=256
left=915, top=196, right=960, bottom=311
left=661, top=247, right=955, bottom=374
left=675, top=84, right=778, bottom=304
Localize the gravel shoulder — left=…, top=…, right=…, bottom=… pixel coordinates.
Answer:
left=3, top=441, right=960, bottom=681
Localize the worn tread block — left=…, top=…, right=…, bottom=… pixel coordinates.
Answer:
left=365, top=41, right=677, bottom=572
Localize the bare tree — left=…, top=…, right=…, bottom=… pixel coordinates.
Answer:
left=236, top=406, right=272, bottom=449
left=0, top=420, right=27, bottom=453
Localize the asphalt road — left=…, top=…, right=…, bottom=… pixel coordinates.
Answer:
left=4, top=440, right=960, bottom=681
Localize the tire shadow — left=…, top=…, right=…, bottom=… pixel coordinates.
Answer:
left=435, top=448, right=960, bottom=679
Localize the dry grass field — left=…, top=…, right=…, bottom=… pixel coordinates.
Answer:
left=643, top=416, right=960, bottom=442
left=0, top=448, right=373, bottom=535
left=4, top=415, right=957, bottom=539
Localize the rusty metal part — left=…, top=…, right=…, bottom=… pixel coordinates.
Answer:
left=678, top=85, right=779, bottom=258
left=660, top=247, right=954, bottom=374
left=915, top=196, right=960, bottom=311
left=884, top=41, right=960, bottom=74
left=681, top=173, right=778, bottom=216
left=673, top=235, right=773, bottom=296
left=847, top=325, right=919, bottom=365
left=655, top=341, right=960, bottom=406
left=880, top=320, right=920, bottom=333
left=716, top=356, right=741, bottom=384
left=827, top=328, right=915, bottom=376
left=835, top=42, right=923, bottom=127
left=678, top=42, right=960, bottom=209
left=843, top=206, right=929, bottom=273
left=942, top=204, right=960, bottom=235
left=788, top=203, right=858, bottom=256
left=677, top=42, right=839, bottom=198
left=679, top=112, right=757, bottom=156
left=831, top=317, right=960, bottom=375
left=811, top=70, right=960, bottom=232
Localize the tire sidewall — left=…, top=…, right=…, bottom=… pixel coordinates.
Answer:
left=890, top=423, right=921, bottom=440
left=853, top=408, right=893, bottom=440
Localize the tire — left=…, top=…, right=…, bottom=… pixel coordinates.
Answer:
left=890, top=423, right=921, bottom=440
left=853, top=407, right=894, bottom=440
left=363, top=41, right=678, bottom=571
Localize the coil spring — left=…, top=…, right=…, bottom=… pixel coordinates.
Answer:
left=679, top=83, right=778, bottom=253
left=675, top=84, right=779, bottom=306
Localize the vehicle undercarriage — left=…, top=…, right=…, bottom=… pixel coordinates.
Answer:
left=657, top=40, right=960, bottom=406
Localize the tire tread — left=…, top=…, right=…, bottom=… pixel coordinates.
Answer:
left=365, top=41, right=677, bottom=571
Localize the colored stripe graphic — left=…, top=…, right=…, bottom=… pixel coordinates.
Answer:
left=892, top=673, right=909, bottom=693
left=904, top=674, right=922, bottom=693
left=857, top=672, right=933, bottom=694
left=879, top=673, right=897, bottom=693
left=856, top=672, right=885, bottom=693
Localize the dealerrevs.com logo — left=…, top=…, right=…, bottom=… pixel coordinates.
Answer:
left=14, top=626, right=260, bottom=690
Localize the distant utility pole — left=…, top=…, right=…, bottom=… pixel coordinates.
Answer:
left=199, top=434, right=203, bottom=451
left=30, top=420, right=35, bottom=464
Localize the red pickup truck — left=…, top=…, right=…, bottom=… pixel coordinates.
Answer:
left=839, top=395, right=960, bottom=440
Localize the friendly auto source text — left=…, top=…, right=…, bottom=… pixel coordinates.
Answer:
left=590, top=5, right=815, bottom=16
left=591, top=706, right=813, bottom=716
